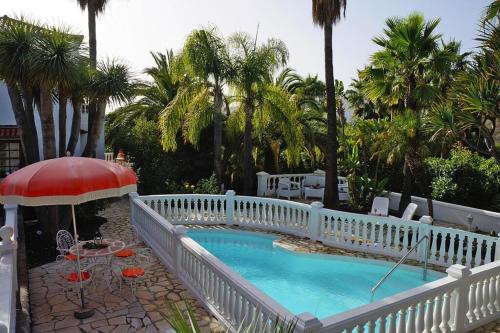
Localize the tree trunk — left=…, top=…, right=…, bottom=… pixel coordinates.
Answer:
left=323, top=24, right=340, bottom=209
left=213, top=88, right=223, bottom=188
left=67, top=96, right=82, bottom=156
left=58, top=90, right=68, bottom=157
left=39, top=86, right=57, bottom=160
left=243, top=99, right=254, bottom=195
left=269, top=140, right=281, bottom=174
left=83, top=99, right=105, bottom=157
left=88, top=3, right=97, bottom=69
left=399, top=154, right=413, bottom=214
left=6, top=84, right=39, bottom=165
left=86, top=2, right=97, bottom=149
left=21, top=86, right=40, bottom=163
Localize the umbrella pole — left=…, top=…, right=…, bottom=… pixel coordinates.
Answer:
left=71, top=205, right=94, bottom=319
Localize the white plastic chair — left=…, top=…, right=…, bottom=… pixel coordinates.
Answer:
left=390, top=203, right=418, bottom=221
left=368, top=197, right=389, bottom=217
left=276, top=178, right=301, bottom=200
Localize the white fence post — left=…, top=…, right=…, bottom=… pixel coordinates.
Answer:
left=226, top=190, right=235, bottom=225
left=309, top=202, right=323, bottom=242
left=3, top=204, right=18, bottom=292
left=296, top=312, right=322, bottom=332
left=129, top=192, right=139, bottom=226
left=256, top=172, right=270, bottom=196
left=417, top=215, right=433, bottom=262
left=173, top=226, right=187, bottom=274
left=446, top=264, right=472, bottom=332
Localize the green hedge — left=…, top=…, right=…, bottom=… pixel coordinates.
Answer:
left=425, top=147, right=500, bottom=211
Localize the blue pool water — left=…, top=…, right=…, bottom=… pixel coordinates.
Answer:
left=187, top=229, right=444, bottom=319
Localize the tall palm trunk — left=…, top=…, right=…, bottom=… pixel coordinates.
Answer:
left=7, top=84, right=39, bottom=165
left=88, top=2, right=97, bottom=69
left=21, top=86, right=40, bottom=162
left=86, top=1, right=98, bottom=152
left=399, top=153, right=413, bottom=214
left=67, top=96, right=82, bottom=156
left=83, top=98, right=105, bottom=157
left=213, top=88, right=223, bottom=187
left=323, top=24, right=339, bottom=209
left=39, top=85, right=57, bottom=160
left=58, top=90, right=68, bottom=157
left=243, top=99, right=254, bottom=195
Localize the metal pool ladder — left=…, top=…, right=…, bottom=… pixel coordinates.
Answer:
left=371, top=235, right=430, bottom=299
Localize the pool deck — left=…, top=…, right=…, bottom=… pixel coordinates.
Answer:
left=28, top=199, right=499, bottom=333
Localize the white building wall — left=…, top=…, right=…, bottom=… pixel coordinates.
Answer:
left=0, top=82, right=104, bottom=159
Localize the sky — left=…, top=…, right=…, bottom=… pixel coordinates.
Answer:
left=2, top=0, right=491, bottom=87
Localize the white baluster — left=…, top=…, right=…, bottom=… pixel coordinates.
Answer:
left=474, top=238, right=482, bottom=267
left=440, top=292, right=451, bottom=333
left=416, top=301, right=425, bottom=333
left=468, top=281, right=477, bottom=323
left=496, top=275, right=500, bottom=312
left=423, top=299, right=433, bottom=333
left=475, top=280, right=484, bottom=320
left=396, top=309, right=405, bottom=333
left=432, top=295, right=442, bottom=333
left=482, top=278, right=490, bottom=317
left=406, top=305, right=416, bottom=333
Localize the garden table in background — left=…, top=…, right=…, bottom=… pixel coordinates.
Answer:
left=70, top=239, right=126, bottom=265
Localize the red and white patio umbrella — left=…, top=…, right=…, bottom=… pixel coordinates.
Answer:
left=0, top=156, right=137, bottom=318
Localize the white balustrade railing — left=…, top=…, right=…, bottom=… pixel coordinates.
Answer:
left=130, top=193, right=317, bottom=332
left=132, top=191, right=500, bottom=332
left=256, top=170, right=347, bottom=197
left=0, top=204, right=18, bottom=333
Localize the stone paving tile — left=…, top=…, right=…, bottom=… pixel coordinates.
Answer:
left=29, top=198, right=498, bottom=333
left=29, top=198, right=224, bottom=333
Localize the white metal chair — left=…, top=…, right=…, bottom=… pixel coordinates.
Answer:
left=276, top=178, right=301, bottom=200
left=390, top=203, right=418, bottom=221
left=56, top=229, right=85, bottom=263
left=112, top=251, right=151, bottom=300
left=56, top=229, right=74, bottom=256
left=55, top=255, right=95, bottom=298
left=114, top=225, right=152, bottom=261
left=368, top=197, right=389, bottom=217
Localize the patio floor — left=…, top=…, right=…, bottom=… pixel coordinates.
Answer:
left=28, top=198, right=499, bottom=333
left=29, top=199, right=224, bottom=333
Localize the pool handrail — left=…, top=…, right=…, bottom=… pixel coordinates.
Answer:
left=371, top=234, right=429, bottom=298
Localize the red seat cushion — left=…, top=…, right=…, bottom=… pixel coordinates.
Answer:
left=65, top=271, right=91, bottom=282
left=115, top=249, right=134, bottom=258
left=64, top=253, right=84, bottom=261
left=122, top=267, right=145, bottom=278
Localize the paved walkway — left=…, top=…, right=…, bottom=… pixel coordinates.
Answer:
left=28, top=199, right=499, bottom=333
left=29, top=199, right=223, bottom=333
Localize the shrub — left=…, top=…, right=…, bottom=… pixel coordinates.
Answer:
left=425, top=147, right=500, bottom=210
left=164, top=175, right=221, bottom=195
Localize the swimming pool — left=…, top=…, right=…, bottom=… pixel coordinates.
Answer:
left=187, top=229, right=444, bottom=319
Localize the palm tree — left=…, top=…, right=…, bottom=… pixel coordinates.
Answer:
left=67, top=60, right=91, bottom=156
left=83, top=59, right=135, bottom=156
left=312, top=0, right=347, bottom=209
left=426, top=3, right=499, bottom=163
left=226, top=71, right=305, bottom=176
left=361, top=13, right=460, bottom=214
left=77, top=0, right=110, bottom=157
left=76, top=0, right=108, bottom=68
left=160, top=28, right=232, bottom=187
left=276, top=69, right=327, bottom=170
left=0, top=16, right=40, bottom=164
left=107, top=50, right=181, bottom=142
left=32, top=27, right=84, bottom=159
left=229, top=32, right=288, bottom=194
